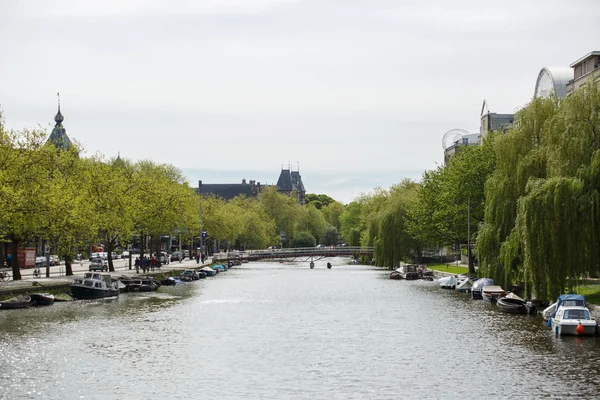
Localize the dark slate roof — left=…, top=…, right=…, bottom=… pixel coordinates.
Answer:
left=46, top=107, right=73, bottom=151
left=276, top=169, right=293, bottom=191
left=291, top=171, right=305, bottom=192
left=197, top=183, right=255, bottom=200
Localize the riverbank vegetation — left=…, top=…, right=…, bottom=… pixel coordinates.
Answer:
left=335, top=85, right=600, bottom=301
left=0, top=113, right=351, bottom=279
left=3, top=85, right=600, bottom=299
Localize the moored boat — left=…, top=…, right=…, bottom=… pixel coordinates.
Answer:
left=70, top=272, right=120, bottom=300
left=481, top=285, right=507, bottom=303
left=160, top=277, right=182, bottom=285
left=29, top=293, right=55, bottom=307
left=212, top=264, right=227, bottom=271
left=391, top=264, right=420, bottom=280
left=0, top=295, right=31, bottom=309
left=497, top=293, right=528, bottom=314
left=455, top=276, right=473, bottom=293
left=550, top=303, right=598, bottom=336
left=471, top=278, right=494, bottom=300
left=543, top=294, right=586, bottom=321
left=438, top=275, right=458, bottom=289
left=201, top=266, right=217, bottom=276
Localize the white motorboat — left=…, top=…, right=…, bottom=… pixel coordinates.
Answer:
left=550, top=305, right=597, bottom=336
left=455, top=276, right=473, bottom=293
left=438, top=275, right=458, bottom=289
left=481, top=285, right=507, bottom=303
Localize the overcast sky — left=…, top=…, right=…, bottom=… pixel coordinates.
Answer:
left=1, top=0, right=599, bottom=203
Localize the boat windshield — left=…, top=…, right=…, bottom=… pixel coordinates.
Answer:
left=564, top=309, right=590, bottom=320
left=563, top=300, right=585, bottom=307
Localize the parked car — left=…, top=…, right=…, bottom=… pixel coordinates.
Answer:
left=35, top=256, right=48, bottom=268
left=171, top=252, right=182, bottom=262
left=89, top=257, right=108, bottom=272
left=121, top=251, right=130, bottom=258
left=160, top=252, right=170, bottom=265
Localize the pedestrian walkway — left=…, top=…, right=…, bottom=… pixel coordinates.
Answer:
left=0, top=257, right=212, bottom=296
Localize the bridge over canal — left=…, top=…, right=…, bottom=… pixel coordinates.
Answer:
left=212, top=246, right=374, bottom=263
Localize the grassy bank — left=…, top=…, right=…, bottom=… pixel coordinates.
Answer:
left=427, top=263, right=471, bottom=275
left=574, top=285, right=600, bottom=305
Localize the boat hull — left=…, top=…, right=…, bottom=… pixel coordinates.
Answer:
left=552, top=321, right=597, bottom=336
left=29, top=293, right=55, bottom=307
left=70, top=285, right=119, bottom=300
left=0, top=296, right=31, bottom=309
left=497, top=298, right=527, bottom=314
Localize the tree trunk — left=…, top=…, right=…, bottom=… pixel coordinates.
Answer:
left=64, top=254, right=73, bottom=276
left=468, top=245, right=475, bottom=274
left=106, top=239, right=115, bottom=272
left=139, top=231, right=145, bottom=261
left=10, top=236, right=22, bottom=280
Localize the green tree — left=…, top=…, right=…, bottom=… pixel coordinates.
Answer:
left=259, top=187, right=299, bottom=246
left=305, top=193, right=335, bottom=209
left=291, top=231, right=316, bottom=248
left=0, top=117, right=56, bottom=279
left=295, top=204, right=328, bottom=243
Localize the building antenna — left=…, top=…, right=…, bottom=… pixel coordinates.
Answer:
left=297, top=161, right=300, bottom=173
left=57, top=92, right=60, bottom=111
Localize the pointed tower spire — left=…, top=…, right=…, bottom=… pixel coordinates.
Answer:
left=47, top=92, right=72, bottom=150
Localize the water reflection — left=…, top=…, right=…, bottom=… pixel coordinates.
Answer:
left=0, top=261, right=599, bottom=399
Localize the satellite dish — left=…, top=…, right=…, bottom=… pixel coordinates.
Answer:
left=442, top=129, right=469, bottom=150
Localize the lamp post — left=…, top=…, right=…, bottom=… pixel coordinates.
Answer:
left=199, top=206, right=204, bottom=256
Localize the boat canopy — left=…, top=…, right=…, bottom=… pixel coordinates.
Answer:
left=472, top=278, right=493, bottom=290
left=556, top=294, right=586, bottom=308
left=482, top=285, right=505, bottom=293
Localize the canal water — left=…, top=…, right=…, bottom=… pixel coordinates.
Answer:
left=1, top=259, right=600, bottom=399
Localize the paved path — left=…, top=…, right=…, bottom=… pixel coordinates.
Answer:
left=0, top=257, right=212, bottom=295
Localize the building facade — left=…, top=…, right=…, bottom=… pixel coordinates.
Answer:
left=566, top=51, right=600, bottom=94
left=534, top=67, right=573, bottom=99
left=479, top=100, right=514, bottom=139
left=196, top=179, right=263, bottom=200
left=442, top=129, right=479, bottom=164
left=276, top=169, right=306, bottom=205
left=196, top=167, right=307, bottom=205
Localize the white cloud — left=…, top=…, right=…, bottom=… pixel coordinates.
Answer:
left=2, top=0, right=302, bottom=18
left=1, top=0, right=599, bottom=202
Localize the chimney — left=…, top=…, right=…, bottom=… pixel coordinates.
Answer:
left=198, top=180, right=202, bottom=186
left=242, top=178, right=247, bottom=184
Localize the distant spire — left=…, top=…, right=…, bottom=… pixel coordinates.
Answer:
left=54, top=92, right=64, bottom=123
left=47, top=93, right=72, bottom=150
left=297, top=161, right=300, bottom=172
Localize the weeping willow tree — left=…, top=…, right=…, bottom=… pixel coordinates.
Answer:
left=477, top=95, right=558, bottom=288
left=361, top=180, right=419, bottom=269
left=479, top=84, right=600, bottom=300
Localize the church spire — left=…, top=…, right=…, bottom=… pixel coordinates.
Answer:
left=47, top=92, right=72, bottom=150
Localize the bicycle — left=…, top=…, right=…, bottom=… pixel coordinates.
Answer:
left=0, top=270, right=11, bottom=281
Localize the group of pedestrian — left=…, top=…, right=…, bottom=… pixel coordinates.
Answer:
left=134, top=256, right=159, bottom=273
left=192, top=251, right=206, bottom=264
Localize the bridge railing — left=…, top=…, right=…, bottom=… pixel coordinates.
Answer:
left=211, top=247, right=374, bottom=262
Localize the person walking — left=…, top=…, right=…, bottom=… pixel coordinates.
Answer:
left=201, top=253, right=205, bottom=264
left=135, top=257, right=140, bottom=273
